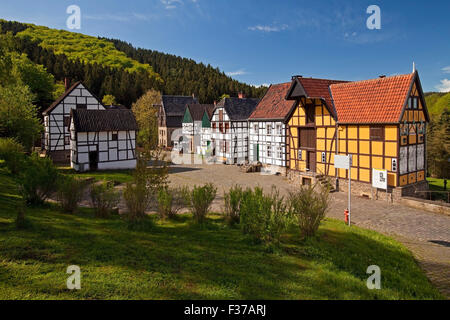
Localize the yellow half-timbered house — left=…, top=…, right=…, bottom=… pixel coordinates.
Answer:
left=285, top=72, right=429, bottom=198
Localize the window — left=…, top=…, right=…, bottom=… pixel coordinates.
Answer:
left=254, top=124, right=258, bottom=133
left=225, top=123, right=230, bottom=133
left=267, top=144, right=272, bottom=157
left=76, top=104, right=87, bottom=109
left=305, top=105, right=315, bottom=124
left=219, top=110, right=223, bottom=121
left=64, top=136, right=70, bottom=145
left=267, top=124, right=272, bottom=135
left=112, top=133, right=118, bottom=141
left=277, top=146, right=283, bottom=159
left=212, top=123, right=217, bottom=132
left=219, top=123, right=224, bottom=133
left=64, top=116, right=70, bottom=127
left=276, top=124, right=282, bottom=135
left=413, top=97, right=418, bottom=109
left=370, top=126, right=385, bottom=141
left=298, top=128, right=315, bottom=149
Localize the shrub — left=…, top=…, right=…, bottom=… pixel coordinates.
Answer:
left=157, top=186, right=188, bottom=220
left=287, top=182, right=331, bottom=238
left=17, top=153, right=59, bottom=206
left=90, top=182, right=121, bottom=218
left=184, top=183, right=217, bottom=224
left=240, top=186, right=290, bottom=245
left=123, top=148, right=168, bottom=222
left=223, top=185, right=243, bottom=226
left=0, top=137, right=25, bottom=174
left=56, top=175, right=88, bottom=214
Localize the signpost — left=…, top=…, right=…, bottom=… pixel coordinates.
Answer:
left=334, top=155, right=352, bottom=226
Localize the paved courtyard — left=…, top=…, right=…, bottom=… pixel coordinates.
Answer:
left=168, top=162, right=450, bottom=298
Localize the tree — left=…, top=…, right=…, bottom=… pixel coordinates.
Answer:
left=427, top=110, right=450, bottom=178
left=132, top=89, right=161, bottom=149
left=102, top=94, right=116, bottom=106
left=0, top=84, right=43, bottom=151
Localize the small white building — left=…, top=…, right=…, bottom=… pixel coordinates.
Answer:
left=42, top=81, right=105, bottom=162
left=182, top=104, right=215, bottom=154
left=248, top=83, right=294, bottom=174
left=210, top=95, right=259, bottom=164
left=70, top=109, right=138, bottom=172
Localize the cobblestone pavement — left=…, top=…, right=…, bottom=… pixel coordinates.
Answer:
left=168, top=163, right=450, bottom=298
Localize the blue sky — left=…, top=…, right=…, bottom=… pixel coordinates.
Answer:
left=1, top=0, right=450, bottom=92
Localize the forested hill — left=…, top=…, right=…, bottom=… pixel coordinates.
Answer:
left=425, top=92, right=450, bottom=117
left=0, top=19, right=266, bottom=108
left=104, top=38, right=267, bottom=103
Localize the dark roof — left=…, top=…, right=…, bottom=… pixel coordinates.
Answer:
left=105, top=105, right=128, bottom=110
left=166, top=115, right=183, bottom=128
left=286, top=77, right=348, bottom=117
left=186, top=104, right=216, bottom=121
left=330, top=73, right=421, bottom=124
left=71, top=109, right=138, bottom=132
left=162, top=95, right=199, bottom=116
left=217, top=97, right=259, bottom=121
left=249, top=82, right=294, bottom=121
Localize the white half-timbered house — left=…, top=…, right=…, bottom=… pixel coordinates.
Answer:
left=210, top=95, right=259, bottom=164
left=182, top=104, right=215, bottom=154
left=43, top=81, right=105, bottom=162
left=248, top=83, right=295, bottom=175
left=70, top=109, right=138, bottom=172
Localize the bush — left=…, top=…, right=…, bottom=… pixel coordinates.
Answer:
left=56, top=175, right=88, bottom=214
left=124, top=148, right=168, bottom=222
left=240, top=186, right=290, bottom=245
left=17, top=153, right=59, bottom=206
left=90, top=182, right=121, bottom=218
left=287, top=182, right=331, bottom=238
left=0, top=137, right=25, bottom=174
left=223, top=185, right=243, bottom=226
left=184, top=183, right=217, bottom=224
left=157, top=186, right=188, bottom=220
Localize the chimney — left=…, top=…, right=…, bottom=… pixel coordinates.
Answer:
left=238, top=92, right=245, bottom=99
left=379, top=75, right=386, bottom=78
left=292, top=75, right=302, bottom=80
left=64, top=78, right=70, bottom=91
left=192, top=93, right=195, bottom=99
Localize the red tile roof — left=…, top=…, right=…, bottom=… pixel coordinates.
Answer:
left=330, top=73, right=414, bottom=124
left=297, top=78, right=348, bottom=116
left=249, top=82, right=295, bottom=120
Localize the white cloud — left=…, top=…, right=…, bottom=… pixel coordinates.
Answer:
left=442, top=66, right=450, bottom=74
left=435, top=79, right=450, bottom=92
left=253, top=83, right=270, bottom=88
left=226, top=69, right=248, bottom=77
left=248, top=24, right=288, bottom=33
left=161, top=0, right=184, bottom=10
left=84, top=14, right=130, bottom=22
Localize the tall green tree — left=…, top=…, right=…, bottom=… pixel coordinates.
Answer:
left=132, top=89, right=161, bottom=149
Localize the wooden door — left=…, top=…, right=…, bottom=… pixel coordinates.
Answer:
left=307, top=151, right=316, bottom=172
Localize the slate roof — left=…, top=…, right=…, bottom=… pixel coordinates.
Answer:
left=71, top=109, right=138, bottom=132
left=330, top=73, right=416, bottom=124
left=104, top=105, right=128, bottom=110
left=249, top=82, right=294, bottom=121
left=186, top=104, right=216, bottom=122
left=162, top=95, right=199, bottom=116
left=217, top=97, right=260, bottom=121
left=166, top=116, right=183, bottom=128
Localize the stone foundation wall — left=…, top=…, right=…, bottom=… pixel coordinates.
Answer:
left=287, top=169, right=429, bottom=203
left=48, top=150, right=70, bottom=163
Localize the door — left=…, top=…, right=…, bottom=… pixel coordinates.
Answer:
left=253, top=144, right=259, bottom=162
left=306, top=151, right=316, bottom=172
left=89, top=151, right=98, bottom=171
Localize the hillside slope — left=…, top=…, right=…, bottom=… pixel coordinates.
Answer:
left=0, top=20, right=266, bottom=107
left=425, top=92, right=450, bottom=116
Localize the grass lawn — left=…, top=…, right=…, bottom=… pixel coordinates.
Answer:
left=58, top=166, right=134, bottom=184
left=0, top=168, right=443, bottom=300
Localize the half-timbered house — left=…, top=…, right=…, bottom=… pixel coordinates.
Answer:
left=285, top=72, right=429, bottom=199
left=158, top=95, right=198, bottom=149
left=181, top=104, right=215, bottom=154
left=43, top=81, right=105, bottom=162
left=248, top=83, right=295, bottom=174
left=210, top=94, right=259, bottom=164
left=70, top=109, right=138, bottom=172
